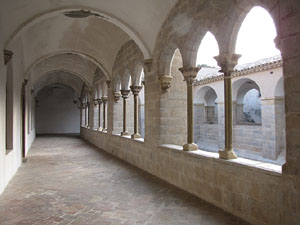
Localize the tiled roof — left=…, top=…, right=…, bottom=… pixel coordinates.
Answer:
left=195, top=55, right=282, bottom=84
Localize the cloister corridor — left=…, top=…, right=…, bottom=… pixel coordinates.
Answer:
left=0, top=136, right=249, bottom=225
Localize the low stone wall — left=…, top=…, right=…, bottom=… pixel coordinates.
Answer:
left=81, top=127, right=300, bottom=225
left=233, top=125, right=263, bottom=157
left=197, top=124, right=219, bottom=151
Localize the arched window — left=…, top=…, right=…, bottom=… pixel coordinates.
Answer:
left=194, top=86, right=219, bottom=152
left=196, top=32, right=220, bottom=81
left=138, top=70, right=145, bottom=138
left=204, top=88, right=218, bottom=124
left=236, top=6, right=280, bottom=64
left=197, top=31, right=219, bottom=68
left=235, top=80, right=261, bottom=124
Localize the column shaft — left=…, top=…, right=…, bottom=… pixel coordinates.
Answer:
left=134, top=95, right=138, bottom=134
left=98, top=101, right=102, bottom=130
left=121, top=90, right=130, bottom=136
left=102, top=99, right=107, bottom=131
left=179, top=67, right=200, bottom=151
left=214, top=53, right=240, bottom=159
left=130, top=86, right=142, bottom=139
left=85, top=105, right=88, bottom=127
left=224, top=76, right=233, bottom=151
left=187, top=82, right=194, bottom=144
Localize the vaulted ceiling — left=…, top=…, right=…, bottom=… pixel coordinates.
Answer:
left=1, top=0, right=178, bottom=94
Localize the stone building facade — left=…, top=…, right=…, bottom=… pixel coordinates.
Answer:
left=194, top=55, right=285, bottom=163
left=1, top=1, right=300, bottom=225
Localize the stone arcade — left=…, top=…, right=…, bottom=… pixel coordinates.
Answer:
left=0, top=1, right=300, bottom=225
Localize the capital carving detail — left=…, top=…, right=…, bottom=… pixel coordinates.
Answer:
left=4, top=50, right=13, bottom=65
left=179, top=67, right=200, bottom=86
left=130, top=85, right=143, bottom=96
left=214, top=53, right=241, bottom=75
left=97, top=98, right=103, bottom=104
left=114, top=92, right=121, bottom=102
left=101, top=96, right=108, bottom=103
left=159, top=75, right=173, bottom=92
left=121, top=90, right=130, bottom=99
left=143, top=59, right=153, bottom=73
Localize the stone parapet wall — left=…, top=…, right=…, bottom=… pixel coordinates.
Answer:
left=81, top=127, right=300, bottom=225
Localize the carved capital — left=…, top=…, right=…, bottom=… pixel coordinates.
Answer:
left=159, top=75, right=173, bottom=92
left=130, top=85, right=143, bottom=96
left=214, top=53, right=241, bottom=75
left=179, top=67, right=200, bottom=86
left=114, top=92, right=121, bottom=102
left=94, top=99, right=98, bottom=106
left=97, top=98, right=103, bottom=104
left=120, top=90, right=130, bottom=99
left=143, top=59, right=153, bottom=73
left=4, top=50, right=13, bottom=65
left=101, top=96, right=108, bottom=103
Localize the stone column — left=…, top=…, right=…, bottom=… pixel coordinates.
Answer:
left=102, top=96, right=108, bottom=131
left=86, top=102, right=90, bottom=128
left=121, top=90, right=131, bottom=136
left=97, top=99, right=102, bottom=131
left=84, top=103, right=87, bottom=127
left=179, top=67, right=200, bottom=151
left=130, top=85, right=143, bottom=139
left=261, top=97, right=285, bottom=160
left=79, top=103, right=83, bottom=127
left=214, top=53, right=241, bottom=159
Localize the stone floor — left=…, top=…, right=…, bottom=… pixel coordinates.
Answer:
left=0, top=135, right=250, bottom=225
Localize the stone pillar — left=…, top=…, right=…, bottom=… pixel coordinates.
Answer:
left=92, top=100, right=98, bottom=129
left=86, top=102, right=90, bottom=128
left=179, top=67, right=200, bottom=151
left=261, top=98, right=285, bottom=160
left=214, top=53, right=241, bottom=159
left=194, top=103, right=204, bottom=146
left=97, top=99, right=102, bottom=131
left=130, top=85, right=143, bottom=139
left=102, top=96, right=108, bottom=131
left=79, top=103, right=83, bottom=127
left=121, top=90, right=131, bottom=136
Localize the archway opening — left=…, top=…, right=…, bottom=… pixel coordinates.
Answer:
left=236, top=81, right=261, bottom=125
left=232, top=6, right=285, bottom=164
left=194, top=86, right=219, bottom=152
left=196, top=32, right=220, bottom=81
left=236, top=6, right=280, bottom=64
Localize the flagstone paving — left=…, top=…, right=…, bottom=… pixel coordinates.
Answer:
left=0, top=135, right=250, bottom=225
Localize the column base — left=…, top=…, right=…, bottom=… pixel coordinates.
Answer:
left=218, top=149, right=237, bottom=160
left=121, top=131, right=131, bottom=136
left=183, top=143, right=198, bottom=151
left=131, top=133, right=141, bottom=139
left=98, top=128, right=102, bottom=131
left=102, top=128, right=107, bottom=132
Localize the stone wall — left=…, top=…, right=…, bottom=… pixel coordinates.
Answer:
left=233, top=125, right=262, bottom=158
left=197, top=124, right=219, bottom=151
left=81, top=128, right=300, bottom=225
left=36, top=84, right=80, bottom=134
left=160, top=49, right=187, bottom=146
